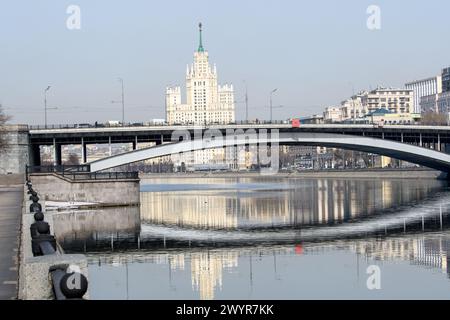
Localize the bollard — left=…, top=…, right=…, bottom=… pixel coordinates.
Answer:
left=30, top=220, right=50, bottom=238
left=39, top=241, right=56, bottom=255
left=31, top=234, right=57, bottom=256
left=49, top=265, right=88, bottom=300
left=30, top=202, right=42, bottom=213
left=49, top=268, right=67, bottom=300
left=31, top=221, right=57, bottom=256
left=30, top=212, right=46, bottom=238
left=34, top=211, right=44, bottom=222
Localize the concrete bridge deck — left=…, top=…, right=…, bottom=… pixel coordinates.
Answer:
left=0, top=175, right=23, bottom=300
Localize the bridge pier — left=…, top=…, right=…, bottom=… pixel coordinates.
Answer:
left=132, top=136, right=138, bottom=150
left=53, top=140, right=62, bottom=166
left=81, top=138, right=87, bottom=164
left=29, top=144, right=41, bottom=167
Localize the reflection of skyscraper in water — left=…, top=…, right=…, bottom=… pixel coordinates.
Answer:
left=333, top=180, right=345, bottom=222
left=237, top=194, right=289, bottom=225
left=381, top=180, right=393, bottom=209
left=317, top=180, right=328, bottom=224
left=190, top=251, right=238, bottom=300
left=141, top=190, right=291, bottom=228
left=141, top=192, right=238, bottom=229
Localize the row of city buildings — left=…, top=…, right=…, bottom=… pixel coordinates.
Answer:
left=46, top=24, right=447, bottom=172
left=162, top=24, right=450, bottom=171
left=36, top=23, right=449, bottom=172
left=321, top=67, right=450, bottom=125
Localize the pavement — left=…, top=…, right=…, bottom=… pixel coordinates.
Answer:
left=0, top=178, right=23, bottom=300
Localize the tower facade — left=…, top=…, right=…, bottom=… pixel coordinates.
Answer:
left=166, top=23, right=235, bottom=125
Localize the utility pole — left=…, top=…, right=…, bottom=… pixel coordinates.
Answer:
left=119, top=78, right=125, bottom=126
left=112, top=78, right=125, bottom=126
left=350, top=83, right=356, bottom=124
left=44, top=86, right=51, bottom=128
left=270, top=88, right=278, bottom=122
left=244, top=81, right=249, bottom=123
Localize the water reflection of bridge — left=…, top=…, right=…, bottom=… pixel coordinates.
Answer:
left=86, top=233, right=450, bottom=300
left=140, top=179, right=443, bottom=229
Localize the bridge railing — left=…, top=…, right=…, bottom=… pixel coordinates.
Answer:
left=28, top=120, right=294, bottom=130
left=28, top=121, right=450, bottom=131
left=26, top=165, right=138, bottom=181
left=26, top=165, right=91, bottom=174
left=64, top=171, right=139, bottom=181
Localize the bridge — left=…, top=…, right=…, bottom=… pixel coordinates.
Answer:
left=26, top=123, right=450, bottom=173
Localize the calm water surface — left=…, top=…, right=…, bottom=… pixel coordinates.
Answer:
left=56, top=177, right=450, bottom=299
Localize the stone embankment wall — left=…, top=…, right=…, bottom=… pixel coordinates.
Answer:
left=0, top=125, right=29, bottom=175
left=29, top=173, right=140, bottom=206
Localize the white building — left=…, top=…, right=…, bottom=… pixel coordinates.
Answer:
left=405, top=76, right=442, bottom=113
left=323, top=106, right=342, bottom=123
left=165, top=23, right=238, bottom=170
left=361, top=87, right=414, bottom=114
left=166, top=23, right=235, bottom=125
left=340, top=92, right=368, bottom=121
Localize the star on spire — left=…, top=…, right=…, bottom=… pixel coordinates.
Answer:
left=198, top=22, right=205, bottom=52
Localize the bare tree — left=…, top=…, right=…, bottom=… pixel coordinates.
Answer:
left=333, top=149, right=354, bottom=168
left=421, top=112, right=447, bottom=126
left=279, top=146, right=296, bottom=168
left=358, top=152, right=371, bottom=168
left=0, top=104, right=11, bottom=151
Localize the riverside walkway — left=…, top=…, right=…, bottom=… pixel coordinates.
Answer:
left=0, top=175, right=23, bottom=300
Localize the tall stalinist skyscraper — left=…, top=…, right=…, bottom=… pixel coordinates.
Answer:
left=166, top=23, right=235, bottom=125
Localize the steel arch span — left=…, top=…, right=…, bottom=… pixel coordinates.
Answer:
left=88, top=132, right=450, bottom=173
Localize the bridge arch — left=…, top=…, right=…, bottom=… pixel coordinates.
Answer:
left=88, top=132, right=450, bottom=173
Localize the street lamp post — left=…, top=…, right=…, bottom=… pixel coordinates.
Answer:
left=270, top=88, right=278, bottom=122
left=112, top=78, right=125, bottom=126
left=44, top=86, right=51, bottom=128
left=349, top=82, right=356, bottom=124
left=119, top=78, right=125, bottom=126
left=244, top=81, right=249, bottom=123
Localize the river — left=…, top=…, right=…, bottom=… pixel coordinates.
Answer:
left=55, top=176, right=450, bottom=299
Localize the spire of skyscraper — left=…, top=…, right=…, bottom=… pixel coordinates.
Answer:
left=198, top=22, right=204, bottom=52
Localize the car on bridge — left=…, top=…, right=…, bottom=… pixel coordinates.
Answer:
left=75, top=123, right=91, bottom=128
left=105, top=120, right=121, bottom=127
left=372, top=120, right=385, bottom=128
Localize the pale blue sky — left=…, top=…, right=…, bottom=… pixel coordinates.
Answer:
left=1, top=0, right=449, bottom=125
